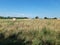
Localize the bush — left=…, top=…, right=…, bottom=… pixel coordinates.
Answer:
left=53, top=17, right=57, bottom=19
left=44, top=17, right=48, bottom=19
left=35, top=16, right=39, bottom=19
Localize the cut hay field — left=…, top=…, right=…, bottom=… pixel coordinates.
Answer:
left=0, top=19, right=60, bottom=45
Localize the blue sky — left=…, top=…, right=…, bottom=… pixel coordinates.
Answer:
left=0, top=0, right=60, bottom=18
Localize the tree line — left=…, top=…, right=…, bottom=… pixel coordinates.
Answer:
left=0, top=16, right=57, bottom=19
left=0, top=16, right=28, bottom=19
left=35, top=16, right=57, bottom=19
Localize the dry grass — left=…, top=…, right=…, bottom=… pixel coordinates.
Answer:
left=0, top=19, right=60, bottom=31
left=0, top=19, right=60, bottom=37
left=0, top=19, right=60, bottom=45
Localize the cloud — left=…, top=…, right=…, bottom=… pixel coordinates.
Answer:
left=0, top=12, right=25, bottom=17
left=12, top=12, right=25, bottom=17
left=0, top=12, right=33, bottom=18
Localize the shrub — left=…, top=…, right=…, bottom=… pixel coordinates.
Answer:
left=35, top=16, right=39, bottom=19
left=44, top=17, right=48, bottom=19
left=53, top=17, right=57, bottom=19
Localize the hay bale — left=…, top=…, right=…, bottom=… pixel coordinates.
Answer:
left=12, top=18, right=16, bottom=21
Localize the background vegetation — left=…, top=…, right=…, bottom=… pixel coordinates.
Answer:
left=0, top=16, right=28, bottom=19
left=0, top=16, right=58, bottom=19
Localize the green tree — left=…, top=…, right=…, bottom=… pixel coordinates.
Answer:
left=44, top=17, right=48, bottom=19
left=35, top=16, right=39, bottom=19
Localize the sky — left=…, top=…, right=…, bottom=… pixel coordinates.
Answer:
left=0, top=0, right=60, bottom=18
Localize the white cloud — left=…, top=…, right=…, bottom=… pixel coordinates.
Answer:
left=0, top=12, right=25, bottom=17
left=0, top=12, right=33, bottom=18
